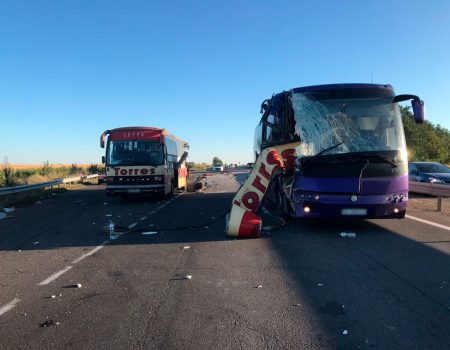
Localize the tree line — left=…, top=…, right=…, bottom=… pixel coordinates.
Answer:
left=401, top=106, right=450, bottom=164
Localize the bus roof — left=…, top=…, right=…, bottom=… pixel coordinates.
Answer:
left=290, top=83, right=395, bottom=100
left=100, top=126, right=188, bottom=148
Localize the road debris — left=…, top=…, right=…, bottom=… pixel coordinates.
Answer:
left=109, top=222, right=117, bottom=240
left=317, top=283, right=323, bottom=287
left=256, top=285, right=263, bottom=289
left=342, top=330, right=348, bottom=335
left=0, top=213, right=6, bottom=220
left=50, top=295, right=56, bottom=299
left=105, top=214, right=113, bottom=217
left=340, top=232, right=356, bottom=238
left=182, top=246, right=190, bottom=250
left=33, top=241, right=40, bottom=245
left=142, top=231, right=157, bottom=235
left=4, top=207, right=15, bottom=213
left=40, top=319, right=56, bottom=327
left=64, top=283, right=82, bottom=288
left=186, top=275, right=192, bottom=279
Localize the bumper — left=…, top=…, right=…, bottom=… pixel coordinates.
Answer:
left=105, top=184, right=165, bottom=195
left=293, top=193, right=407, bottom=219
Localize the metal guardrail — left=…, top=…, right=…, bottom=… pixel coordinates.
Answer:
left=408, top=181, right=450, bottom=212
left=0, top=174, right=99, bottom=197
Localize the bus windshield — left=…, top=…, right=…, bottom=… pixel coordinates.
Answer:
left=107, top=140, right=164, bottom=166
left=292, top=93, right=407, bottom=159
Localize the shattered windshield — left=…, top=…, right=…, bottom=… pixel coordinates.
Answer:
left=291, top=93, right=407, bottom=159
left=107, top=140, right=164, bottom=166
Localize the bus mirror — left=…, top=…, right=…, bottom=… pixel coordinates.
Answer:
left=412, top=99, right=425, bottom=124
left=102, top=156, right=105, bottom=164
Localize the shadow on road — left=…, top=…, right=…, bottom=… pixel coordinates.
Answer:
left=266, top=218, right=450, bottom=348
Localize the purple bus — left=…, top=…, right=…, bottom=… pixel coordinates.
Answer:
left=254, top=84, right=425, bottom=219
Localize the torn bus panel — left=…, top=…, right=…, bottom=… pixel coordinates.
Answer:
left=226, top=142, right=300, bottom=238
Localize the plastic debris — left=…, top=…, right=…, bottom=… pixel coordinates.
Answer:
left=109, top=222, right=117, bottom=240
left=142, top=231, right=157, bottom=235
left=186, top=275, right=192, bottom=279
left=256, top=285, right=263, bottom=288
left=51, top=295, right=56, bottom=299
left=103, top=203, right=108, bottom=205
left=342, top=330, right=348, bottom=335
left=317, top=283, right=323, bottom=287
left=340, top=232, right=356, bottom=238
left=33, top=241, right=40, bottom=245
left=63, top=283, right=82, bottom=288
left=182, top=246, right=190, bottom=250
left=0, top=212, right=6, bottom=220
left=4, top=207, right=14, bottom=213
left=105, top=214, right=112, bottom=217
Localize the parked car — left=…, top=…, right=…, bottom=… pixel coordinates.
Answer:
left=408, top=162, right=450, bottom=184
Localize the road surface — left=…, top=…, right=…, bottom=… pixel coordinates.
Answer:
left=1, top=171, right=450, bottom=349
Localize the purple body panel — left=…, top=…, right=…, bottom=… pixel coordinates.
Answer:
left=292, top=175, right=408, bottom=219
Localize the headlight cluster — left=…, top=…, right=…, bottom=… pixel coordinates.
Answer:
left=428, top=177, right=444, bottom=184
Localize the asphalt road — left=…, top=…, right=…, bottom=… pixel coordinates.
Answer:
left=1, top=172, right=450, bottom=349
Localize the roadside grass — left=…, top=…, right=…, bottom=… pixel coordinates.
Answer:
left=0, top=162, right=103, bottom=188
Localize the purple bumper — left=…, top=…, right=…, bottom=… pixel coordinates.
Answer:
left=293, top=175, right=408, bottom=219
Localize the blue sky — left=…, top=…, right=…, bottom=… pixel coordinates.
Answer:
left=1, top=0, right=449, bottom=165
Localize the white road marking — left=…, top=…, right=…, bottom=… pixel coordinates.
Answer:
left=406, top=214, right=450, bottom=232
left=0, top=298, right=21, bottom=316
left=72, top=242, right=108, bottom=264
left=128, top=222, right=138, bottom=229
left=38, top=266, right=73, bottom=285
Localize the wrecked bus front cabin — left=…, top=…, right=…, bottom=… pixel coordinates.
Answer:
left=254, top=83, right=425, bottom=220
left=100, top=127, right=189, bottom=197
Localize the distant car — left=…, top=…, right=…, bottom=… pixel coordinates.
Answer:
left=408, top=162, right=450, bottom=184
left=213, top=164, right=224, bottom=172
left=98, top=168, right=106, bottom=183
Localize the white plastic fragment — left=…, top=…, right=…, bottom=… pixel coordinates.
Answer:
left=4, top=207, right=15, bottom=213
left=109, top=222, right=117, bottom=240
left=340, top=232, right=356, bottom=238
left=76, top=283, right=82, bottom=288
left=105, top=214, right=112, bottom=217
left=182, top=246, right=190, bottom=250
left=317, top=283, right=323, bottom=286
left=51, top=295, right=56, bottom=299
left=342, top=330, right=348, bottom=335
left=33, top=241, right=40, bottom=245
left=186, top=275, right=192, bottom=279
left=142, top=231, right=157, bottom=235
left=0, top=212, right=6, bottom=220
left=257, top=285, right=263, bottom=288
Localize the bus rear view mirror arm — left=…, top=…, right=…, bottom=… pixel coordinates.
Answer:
left=393, top=94, right=426, bottom=124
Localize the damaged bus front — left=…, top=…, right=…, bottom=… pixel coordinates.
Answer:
left=227, top=83, right=425, bottom=237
